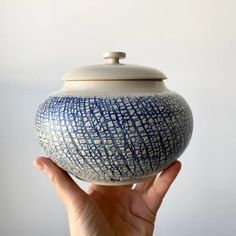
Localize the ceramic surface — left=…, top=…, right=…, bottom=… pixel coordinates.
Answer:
left=35, top=52, right=193, bottom=185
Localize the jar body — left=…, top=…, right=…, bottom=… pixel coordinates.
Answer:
left=35, top=80, right=193, bottom=185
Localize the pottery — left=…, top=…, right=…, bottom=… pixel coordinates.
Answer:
left=35, top=52, right=193, bottom=185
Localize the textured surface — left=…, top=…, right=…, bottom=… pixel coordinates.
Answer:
left=35, top=94, right=193, bottom=184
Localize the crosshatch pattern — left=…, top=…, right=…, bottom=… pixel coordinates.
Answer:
left=35, top=94, right=193, bottom=184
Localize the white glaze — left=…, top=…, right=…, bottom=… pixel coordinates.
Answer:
left=62, top=51, right=167, bottom=81
left=51, top=80, right=171, bottom=97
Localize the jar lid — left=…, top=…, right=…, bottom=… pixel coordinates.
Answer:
left=62, top=51, right=167, bottom=81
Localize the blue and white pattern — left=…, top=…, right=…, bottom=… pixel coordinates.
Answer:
left=35, top=94, right=193, bottom=184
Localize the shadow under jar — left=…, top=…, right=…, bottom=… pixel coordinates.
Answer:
left=35, top=51, right=193, bottom=185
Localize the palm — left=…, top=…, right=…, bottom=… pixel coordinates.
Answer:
left=34, top=157, right=181, bottom=236
left=79, top=184, right=156, bottom=236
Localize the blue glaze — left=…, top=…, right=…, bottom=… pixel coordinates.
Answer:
left=35, top=94, right=193, bottom=184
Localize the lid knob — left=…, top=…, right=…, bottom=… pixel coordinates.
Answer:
left=103, top=51, right=126, bottom=64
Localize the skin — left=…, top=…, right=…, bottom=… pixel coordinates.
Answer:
left=33, top=157, right=181, bottom=236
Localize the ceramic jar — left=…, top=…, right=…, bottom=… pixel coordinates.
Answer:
left=35, top=52, right=193, bottom=185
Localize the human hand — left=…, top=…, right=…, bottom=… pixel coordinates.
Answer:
left=33, top=157, right=181, bottom=236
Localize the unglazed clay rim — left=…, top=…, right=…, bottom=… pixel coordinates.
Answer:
left=72, top=159, right=176, bottom=186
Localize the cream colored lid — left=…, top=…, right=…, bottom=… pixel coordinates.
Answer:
left=62, top=52, right=167, bottom=81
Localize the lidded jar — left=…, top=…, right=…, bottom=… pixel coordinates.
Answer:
left=35, top=52, right=193, bottom=185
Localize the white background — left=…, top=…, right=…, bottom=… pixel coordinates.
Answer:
left=0, top=1, right=236, bottom=235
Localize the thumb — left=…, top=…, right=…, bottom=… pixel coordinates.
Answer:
left=33, top=157, right=88, bottom=211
